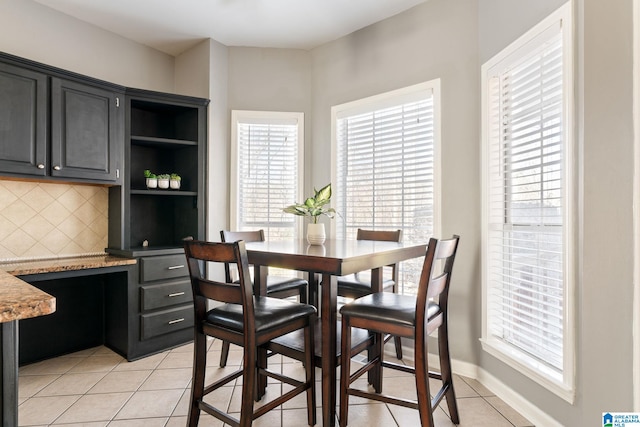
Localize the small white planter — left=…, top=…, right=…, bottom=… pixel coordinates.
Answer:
left=158, top=178, right=170, bottom=189
left=170, top=179, right=181, bottom=190
left=146, top=178, right=158, bottom=189
left=306, top=223, right=326, bottom=245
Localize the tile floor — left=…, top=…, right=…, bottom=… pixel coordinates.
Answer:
left=18, top=339, right=534, bottom=426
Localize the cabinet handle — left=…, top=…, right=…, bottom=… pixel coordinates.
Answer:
left=53, top=165, right=61, bottom=171
left=37, top=164, right=45, bottom=169
left=168, top=318, right=185, bottom=325
left=167, top=265, right=184, bottom=270
left=168, top=292, right=185, bottom=297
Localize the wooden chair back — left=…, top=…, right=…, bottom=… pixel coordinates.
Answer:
left=356, top=228, right=402, bottom=282
left=220, top=229, right=265, bottom=283
left=416, top=235, right=460, bottom=335
left=184, top=239, right=256, bottom=334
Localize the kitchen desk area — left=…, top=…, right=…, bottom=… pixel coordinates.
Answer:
left=1, top=255, right=137, bottom=366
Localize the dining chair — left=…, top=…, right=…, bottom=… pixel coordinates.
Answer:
left=219, top=229, right=309, bottom=367
left=337, top=228, right=404, bottom=359
left=184, top=239, right=316, bottom=427
left=338, top=235, right=461, bottom=427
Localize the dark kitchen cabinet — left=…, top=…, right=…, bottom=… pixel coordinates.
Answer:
left=0, top=52, right=123, bottom=184
left=0, top=61, right=48, bottom=177
left=50, top=78, right=120, bottom=182
left=106, top=88, right=207, bottom=360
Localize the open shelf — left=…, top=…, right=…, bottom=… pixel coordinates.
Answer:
left=131, top=189, right=197, bottom=196
left=131, top=135, right=198, bottom=147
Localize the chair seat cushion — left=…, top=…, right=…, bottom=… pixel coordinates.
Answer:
left=205, top=296, right=316, bottom=333
left=337, top=275, right=395, bottom=298
left=339, top=292, right=441, bottom=328
left=267, top=276, right=308, bottom=294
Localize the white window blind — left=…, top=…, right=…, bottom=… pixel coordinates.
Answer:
left=232, top=111, right=303, bottom=240
left=482, top=3, right=573, bottom=400
left=333, top=82, right=440, bottom=295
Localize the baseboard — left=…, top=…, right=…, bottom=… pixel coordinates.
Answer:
left=395, top=349, right=563, bottom=427
left=384, top=342, right=562, bottom=426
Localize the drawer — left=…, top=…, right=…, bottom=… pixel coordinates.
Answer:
left=140, top=305, right=194, bottom=341
left=140, top=254, right=188, bottom=282
left=141, top=279, right=192, bottom=311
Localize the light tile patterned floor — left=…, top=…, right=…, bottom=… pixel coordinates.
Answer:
left=18, top=340, right=534, bottom=426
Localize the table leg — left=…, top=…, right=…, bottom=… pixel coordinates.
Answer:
left=306, top=272, right=319, bottom=309
left=320, top=273, right=338, bottom=427
left=368, top=267, right=383, bottom=390
left=254, top=265, right=269, bottom=399
left=1, top=320, right=18, bottom=427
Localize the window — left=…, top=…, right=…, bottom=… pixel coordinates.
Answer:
left=481, top=3, right=574, bottom=401
left=231, top=111, right=304, bottom=240
left=332, top=81, right=440, bottom=295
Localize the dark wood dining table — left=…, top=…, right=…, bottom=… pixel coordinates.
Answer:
left=245, top=238, right=427, bottom=427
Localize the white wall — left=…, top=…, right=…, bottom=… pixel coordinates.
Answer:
left=580, top=0, right=634, bottom=423
left=310, top=0, right=481, bottom=364
left=226, top=47, right=313, bottom=206
left=0, top=0, right=175, bottom=92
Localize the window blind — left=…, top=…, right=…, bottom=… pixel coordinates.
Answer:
left=486, top=32, right=565, bottom=372
left=335, top=87, right=436, bottom=294
left=236, top=119, right=299, bottom=240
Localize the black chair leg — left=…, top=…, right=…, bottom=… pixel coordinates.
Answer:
left=394, top=336, right=403, bottom=360
left=304, top=321, right=316, bottom=426
left=339, top=317, right=352, bottom=427
left=240, top=346, right=256, bottom=427
left=438, top=323, right=459, bottom=424
left=414, top=335, right=435, bottom=427
left=188, top=330, right=207, bottom=427
left=220, top=340, right=230, bottom=367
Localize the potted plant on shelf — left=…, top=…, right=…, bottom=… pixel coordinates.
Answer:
left=170, top=173, right=181, bottom=190
left=144, top=169, right=157, bottom=189
left=157, top=174, right=170, bottom=189
left=283, top=183, right=336, bottom=245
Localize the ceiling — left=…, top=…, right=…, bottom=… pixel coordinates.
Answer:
left=33, top=0, right=428, bottom=56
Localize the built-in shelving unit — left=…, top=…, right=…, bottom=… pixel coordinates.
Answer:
left=106, top=88, right=208, bottom=360
left=108, top=89, right=208, bottom=256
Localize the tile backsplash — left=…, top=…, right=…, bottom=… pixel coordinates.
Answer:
left=0, top=180, right=108, bottom=261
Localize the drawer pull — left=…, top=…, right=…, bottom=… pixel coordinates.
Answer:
left=167, top=265, right=185, bottom=270
left=168, top=318, right=185, bottom=325
left=168, top=292, right=186, bottom=297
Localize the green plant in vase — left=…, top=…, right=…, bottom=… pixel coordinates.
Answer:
left=170, top=173, right=181, bottom=190
left=157, top=174, right=170, bottom=189
left=144, top=169, right=157, bottom=189
left=283, top=183, right=336, bottom=245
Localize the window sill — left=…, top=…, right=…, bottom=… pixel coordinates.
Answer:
left=480, top=338, right=575, bottom=404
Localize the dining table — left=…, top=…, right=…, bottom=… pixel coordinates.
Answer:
left=244, top=238, right=427, bottom=427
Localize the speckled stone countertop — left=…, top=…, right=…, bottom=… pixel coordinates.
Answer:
left=0, top=255, right=137, bottom=323
left=0, top=270, right=55, bottom=323
left=1, top=255, right=137, bottom=276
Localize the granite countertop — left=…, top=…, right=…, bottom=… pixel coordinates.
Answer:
left=0, top=254, right=137, bottom=276
left=0, top=270, right=55, bottom=323
left=0, top=255, right=137, bottom=323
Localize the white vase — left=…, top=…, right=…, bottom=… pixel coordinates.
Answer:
left=306, top=244, right=326, bottom=256
left=306, top=223, right=326, bottom=245
left=146, top=178, right=157, bottom=189
left=158, top=178, right=169, bottom=189
left=170, top=179, right=181, bottom=189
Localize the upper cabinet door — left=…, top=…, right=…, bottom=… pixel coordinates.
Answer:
left=0, top=62, right=48, bottom=176
left=51, top=77, right=119, bottom=182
